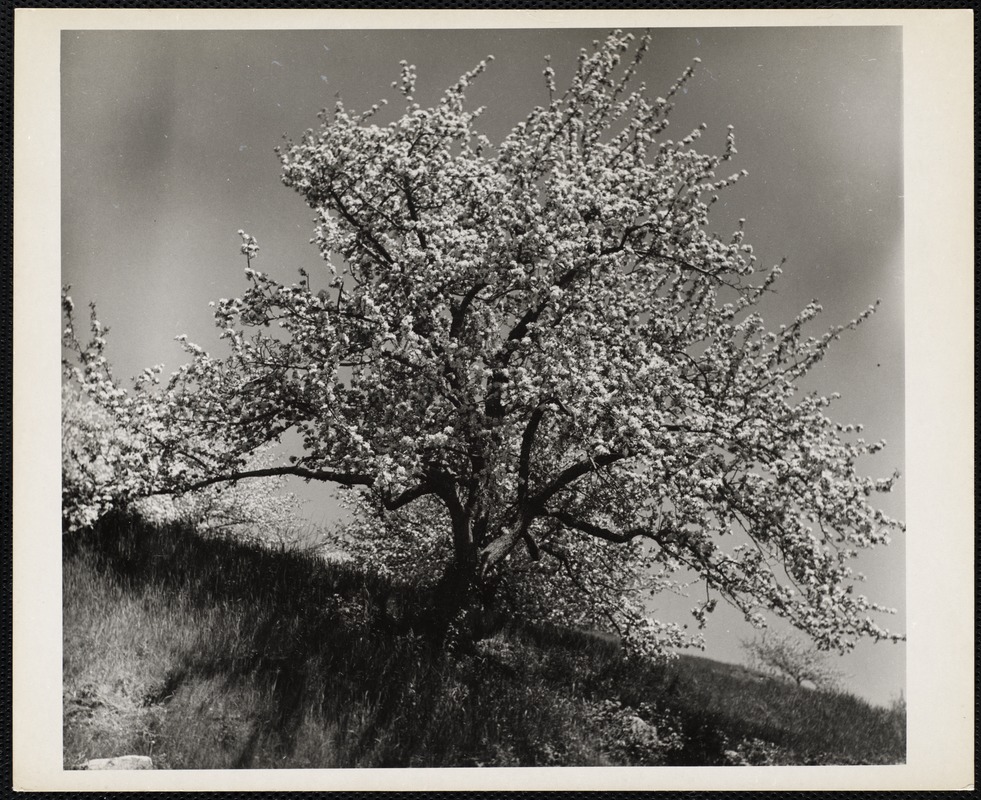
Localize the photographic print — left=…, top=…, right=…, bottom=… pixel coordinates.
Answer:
left=13, top=8, right=974, bottom=792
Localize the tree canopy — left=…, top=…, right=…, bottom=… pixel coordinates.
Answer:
left=63, top=31, right=903, bottom=656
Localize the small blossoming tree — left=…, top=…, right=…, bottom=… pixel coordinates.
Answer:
left=742, top=631, right=846, bottom=690
left=63, top=31, right=902, bottom=655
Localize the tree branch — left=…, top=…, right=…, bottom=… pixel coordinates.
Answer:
left=505, top=266, right=579, bottom=345
left=517, top=403, right=549, bottom=506
left=530, top=450, right=631, bottom=510
left=177, top=466, right=374, bottom=494
left=401, top=176, right=428, bottom=251
left=325, top=184, right=395, bottom=267
left=545, top=509, right=652, bottom=544
left=381, top=481, right=433, bottom=511
left=643, top=249, right=740, bottom=289
left=449, top=282, right=486, bottom=340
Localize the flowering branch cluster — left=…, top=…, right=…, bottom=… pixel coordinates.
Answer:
left=62, top=382, right=306, bottom=544
left=63, top=31, right=903, bottom=655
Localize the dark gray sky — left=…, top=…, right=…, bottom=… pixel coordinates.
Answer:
left=62, top=26, right=904, bottom=706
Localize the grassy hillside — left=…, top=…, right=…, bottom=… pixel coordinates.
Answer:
left=63, top=513, right=905, bottom=768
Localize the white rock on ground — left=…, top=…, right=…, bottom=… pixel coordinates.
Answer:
left=81, top=755, right=154, bottom=770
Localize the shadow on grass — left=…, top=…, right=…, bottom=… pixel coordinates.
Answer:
left=64, top=512, right=906, bottom=768
left=67, top=512, right=450, bottom=766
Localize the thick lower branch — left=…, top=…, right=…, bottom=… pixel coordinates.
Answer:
left=171, top=466, right=375, bottom=494
left=381, top=482, right=433, bottom=511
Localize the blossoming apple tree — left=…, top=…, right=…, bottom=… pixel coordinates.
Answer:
left=742, top=631, right=847, bottom=690
left=63, top=31, right=903, bottom=655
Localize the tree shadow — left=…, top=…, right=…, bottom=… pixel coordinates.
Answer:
left=69, top=512, right=451, bottom=767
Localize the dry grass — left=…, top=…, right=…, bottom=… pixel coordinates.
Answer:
left=63, top=513, right=906, bottom=768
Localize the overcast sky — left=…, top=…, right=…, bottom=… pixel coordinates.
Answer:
left=62, top=26, right=904, bottom=706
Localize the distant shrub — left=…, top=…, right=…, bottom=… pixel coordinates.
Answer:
left=134, top=465, right=309, bottom=551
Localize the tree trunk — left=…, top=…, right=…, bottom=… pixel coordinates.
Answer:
left=431, top=561, right=495, bottom=657
left=429, top=510, right=503, bottom=652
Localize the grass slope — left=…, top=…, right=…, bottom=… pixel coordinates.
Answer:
left=64, top=514, right=905, bottom=768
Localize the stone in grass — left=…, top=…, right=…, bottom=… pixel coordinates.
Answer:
left=81, top=755, right=154, bottom=770
left=626, top=715, right=656, bottom=738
